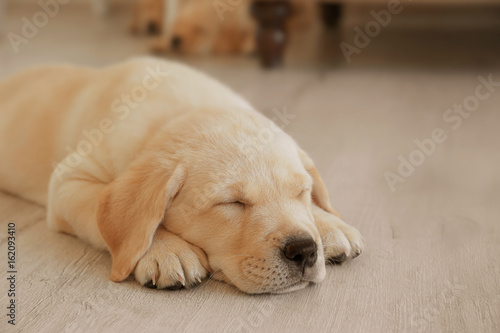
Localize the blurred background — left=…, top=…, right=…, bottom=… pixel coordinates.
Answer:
left=1, top=0, right=500, bottom=332
left=2, top=0, right=500, bottom=71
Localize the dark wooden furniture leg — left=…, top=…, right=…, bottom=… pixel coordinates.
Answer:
left=251, top=1, right=291, bottom=68
left=321, top=3, right=342, bottom=29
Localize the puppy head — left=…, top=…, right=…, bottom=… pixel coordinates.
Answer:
left=98, top=109, right=334, bottom=294
left=162, top=111, right=332, bottom=293
left=132, top=0, right=164, bottom=35
left=168, top=1, right=216, bottom=55
left=168, top=1, right=254, bottom=55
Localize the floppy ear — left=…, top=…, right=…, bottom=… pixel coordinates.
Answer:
left=298, top=149, right=342, bottom=219
left=97, top=156, right=185, bottom=282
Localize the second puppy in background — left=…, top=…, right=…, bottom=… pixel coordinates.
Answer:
left=132, top=0, right=316, bottom=55
left=130, top=0, right=165, bottom=35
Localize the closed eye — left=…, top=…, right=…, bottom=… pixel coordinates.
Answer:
left=298, top=188, right=312, bottom=198
left=215, top=200, right=247, bottom=207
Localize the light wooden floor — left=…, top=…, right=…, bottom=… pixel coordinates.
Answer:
left=1, top=4, right=500, bottom=333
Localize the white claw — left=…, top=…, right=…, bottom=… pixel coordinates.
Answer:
left=178, top=274, right=186, bottom=286
left=152, top=274, right=156, bottom=286
left=195, top=276, right=202, bottom=283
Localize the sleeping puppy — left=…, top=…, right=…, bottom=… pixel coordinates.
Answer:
left=0, top=58, right=364, bottom=294
left=152, top=0, right=256, bottom=55
left=150, top=0, right=316, bottom=55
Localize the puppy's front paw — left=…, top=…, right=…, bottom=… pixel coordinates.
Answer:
left=134, top=227, right=210, bottom=289
left=313, top=205, right=365, bottom=265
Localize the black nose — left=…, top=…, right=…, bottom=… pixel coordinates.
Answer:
left=283, top=238, right=318, bottom=269
left=171, top=36, right=182, bottom=49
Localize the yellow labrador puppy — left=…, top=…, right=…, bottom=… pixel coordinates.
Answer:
left=151, top=0, right=316, bottom=55
left=0, top=58, right=364, bottom=294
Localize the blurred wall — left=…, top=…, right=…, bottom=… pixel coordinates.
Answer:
left=343, top=3, right=500, bottom=29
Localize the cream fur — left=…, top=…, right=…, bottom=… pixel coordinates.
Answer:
left=0, top=58, right=364, bottom=294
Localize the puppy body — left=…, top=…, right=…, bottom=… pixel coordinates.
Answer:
left=0, top=58, right=364, bottom=293
left=0, top=58, right=250, bottom=206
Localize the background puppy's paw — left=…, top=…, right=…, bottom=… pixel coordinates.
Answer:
left=134, top=228, right=210, bottom=290
left=151, top=37, right=169, bottom=53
